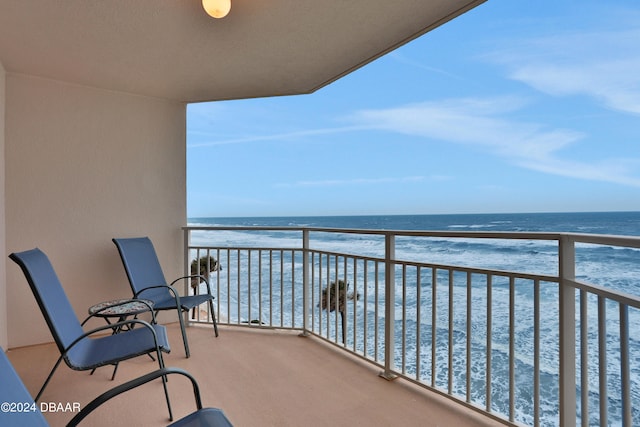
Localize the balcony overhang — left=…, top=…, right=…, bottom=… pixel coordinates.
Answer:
left=0, top=0, right=486, bottom=103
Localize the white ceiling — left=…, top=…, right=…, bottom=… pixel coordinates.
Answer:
left=0, top=0, right=486, bottom=103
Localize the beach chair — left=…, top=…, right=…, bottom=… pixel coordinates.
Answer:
left=113, top=237, right=218, bottom=358
left=8, top=248, right=175, bottom=419
left=1, top=347, right=233, bottom=426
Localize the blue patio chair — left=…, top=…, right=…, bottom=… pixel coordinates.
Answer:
left=0, top=346, right=48, bottom=426
left=1, top=347, right=233, bottom=426
left=113, top=237, right=219, bottom=358
left=8, top=248, right=175, bottom=419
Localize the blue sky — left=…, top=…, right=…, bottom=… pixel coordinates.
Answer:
left=187, top=0, right=640, bottom=218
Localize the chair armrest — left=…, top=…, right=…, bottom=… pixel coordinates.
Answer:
left=66, top=368, right=203, bottom=426
left=63, top=319, right=163, bottom=360
left=170, top=275, right=213, bottom=295
left=135, top=284, right=184, bottom=299
left=136, top=284, right=183, bottom=308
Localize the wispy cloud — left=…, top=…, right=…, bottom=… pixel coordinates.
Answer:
left=518, top=156, right=640, bottom=187
left=188, top=126, right=366, bottom=148
left=350, top=97, right=640, bottom=187
left=351, top=96, right=580, bottom=156
left=486, top=26, right=640, bottom=115
left=388, top=52, right=469, bottom=82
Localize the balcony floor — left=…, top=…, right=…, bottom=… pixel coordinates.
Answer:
left=7, top=323, right=505, bottom=427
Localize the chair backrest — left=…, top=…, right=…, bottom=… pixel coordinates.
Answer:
left=9, top=249, right=85, bottom=355
left=0, top=347, right=49, bottom=426
left=112, top=237, right=169, bottom=302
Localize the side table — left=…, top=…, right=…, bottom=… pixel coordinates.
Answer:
left=88, top=298, right=155, bottom=330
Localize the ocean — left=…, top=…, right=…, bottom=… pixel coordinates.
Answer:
left=188, top=211, right=640, bottom=426
left=190, top=211, right=640, bottom=294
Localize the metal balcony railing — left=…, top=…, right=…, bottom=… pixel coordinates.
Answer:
left=182, top=226, right=640, bottom=427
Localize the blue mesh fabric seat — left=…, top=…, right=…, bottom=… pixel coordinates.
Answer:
left=8, top=248, right=175, bottom=419
left=0, top=347, right=49, bottom=427
left=113, top=237, right=218, bottom=358
left=1, top=347, right=233, bottom=426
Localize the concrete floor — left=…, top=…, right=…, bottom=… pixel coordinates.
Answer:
left=6, top=323, right=507, bottom=427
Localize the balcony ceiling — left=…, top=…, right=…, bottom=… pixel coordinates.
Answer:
left=0, top=0, right=485, bottom=103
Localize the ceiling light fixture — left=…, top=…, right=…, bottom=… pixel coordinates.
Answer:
left=202, top=0, right=231, bottom=19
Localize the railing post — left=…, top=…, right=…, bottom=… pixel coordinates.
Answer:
left=380, top=232, right=396, bottom=380
left=300, top=229, right=310, bottom=337
left=183, top=227, right=191, bottom=326
left=559, top=235, right=576, bottom=427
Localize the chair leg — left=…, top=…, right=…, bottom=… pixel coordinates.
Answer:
left=177, top=307, right=191, bottom=358
left=209, top=299, right=219, bottom=337
left=156, top=347, right=173, bottom=421
left=36, top=356, right=64, bottom=401
left=110, top=362, right=120, bottom=380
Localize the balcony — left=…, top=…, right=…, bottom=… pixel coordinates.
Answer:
left=7, top=225, right=640, bottom=426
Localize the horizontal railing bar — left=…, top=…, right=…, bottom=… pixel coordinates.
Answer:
left=186, top=225, right=640, bottom=248
left=566, top=232, right=640, bottom=248
left=569, top=279, right=640, bottom=308
left=184, top=225, right=565, bottom=241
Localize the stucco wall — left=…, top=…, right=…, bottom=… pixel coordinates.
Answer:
left=0, top=61, right=6, bottom=350
left=5, top=74, right=186, bottom=348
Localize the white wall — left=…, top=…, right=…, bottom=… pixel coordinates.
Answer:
left=0, top=61, right=7, bottom=350
left=5, top=74, right=186, bottom=347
